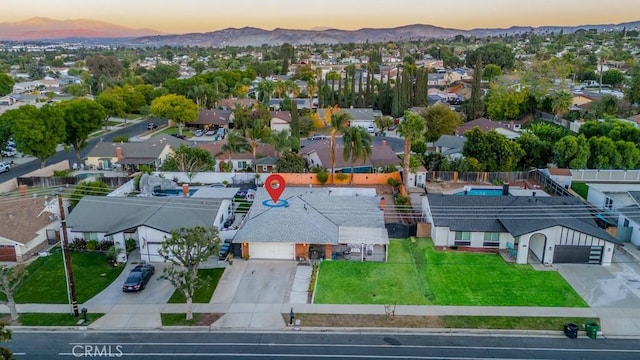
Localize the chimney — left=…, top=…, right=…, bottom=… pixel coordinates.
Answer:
left=380, top=197, right=386, bottom=213
left=382, top=139, right=387, bottom=147
left=182, top=183, right=189, bottom=197
left=116, top=147, right=123, bottom=161
left=502, top=183, right=509, bottom=196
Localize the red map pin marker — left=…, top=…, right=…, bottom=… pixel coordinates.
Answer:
left=265, top=174, right=286, bottom=203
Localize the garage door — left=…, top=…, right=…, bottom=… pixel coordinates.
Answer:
left=0, top=245, right=16, bottom=262
left=553, top=245, right=602, bottom=264
left=249, top=243, right=295, bottom=260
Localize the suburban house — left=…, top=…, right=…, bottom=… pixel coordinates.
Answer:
left=197, top=140, right=278, bottom=172
left=66, top=195, right=231, bottom=263
left=316, top=108, right=382, bottom=130
left=616, top=191, right=640, bottom=245
left=85, top=136, right=192, bottom=170
left=433, top=135, right=467, bottom=159
left=455, top=118, right=521, bottom=139
left=193, top=109, right=234, bottom=130
left=302, top=140, right=400, bottom=173
left=585, top=183, right=640, bottom=214
left=0, top=197, right=59, bottom=262
left=423, top=194, right=618, bottom=265
left=269, top=111, right=293, bottom=132
left=233, top=187, right=389, bottom=261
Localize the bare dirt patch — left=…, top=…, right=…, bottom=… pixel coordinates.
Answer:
left=196, top=313, right=224, bottom=326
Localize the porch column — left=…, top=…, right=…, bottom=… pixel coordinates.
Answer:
left=242, top=243, right=249, bottom=258
left=325, top=245, right=332, bottom=260
left=516, top=236, right=529, bottom=264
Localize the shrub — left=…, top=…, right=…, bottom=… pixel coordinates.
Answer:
left=112, top=135, right=130, bottom=143
left=316, top=169, right=329, bottom=184
left=394, top=194, right=411, bottom=213
left=336, top=173, right=349, bottom=181
left=308, top=263, right=319, bottom=293
left=105, top=245, right=120, bottom=264
left=125, top=238, right=137, bottom=253
left=387, top=178, right=400, bottom=188
left=95, top=240, right=115, bottom=251
left=69, top=238, right=87, bottom=251
left=86, top=240, right=98, bottom=251
left=53, top=169, right=73, bottom=177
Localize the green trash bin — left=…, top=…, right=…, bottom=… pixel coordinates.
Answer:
left=584, top=321, right=600, bottom=339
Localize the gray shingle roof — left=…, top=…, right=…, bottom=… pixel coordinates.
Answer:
left=67, top=196, right=222, bottom=235
left=86, top=135, right=192, bottom=159
left=234, top=187, right=386, bottom=244
left=426, top=194, right=618, bottom=243
left=434, top=135, right=466, bottom=149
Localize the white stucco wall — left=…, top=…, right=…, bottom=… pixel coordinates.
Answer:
left=587, top=189, right=635, bottom=214
left=617, top=216, right=640, bottom=246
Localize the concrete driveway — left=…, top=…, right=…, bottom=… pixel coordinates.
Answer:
left=84, top=262, right=175, bottom=306
left=231, top=260, right=296, bottom=304
left=556, top=248, right=640, bottom=336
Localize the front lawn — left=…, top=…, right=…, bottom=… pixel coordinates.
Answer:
left=3, top=249, right=124, bottom=304
left=314, top=238, right=587, bottom=307
left=161, top=126, right=194, bottom=138
left=167, top=268, right=224, bottom=304
left=18, top=313, right=104, bottom=326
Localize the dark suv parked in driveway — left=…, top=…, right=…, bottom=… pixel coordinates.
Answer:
left=122, top=264, right=155, bottom=292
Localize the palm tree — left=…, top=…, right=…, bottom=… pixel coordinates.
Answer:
left=552, top=91, right=573, bottom=120
left=272, top=129, right=292, bottom=156
left=274, top=80, right=287, bottom=99
left=217, top=130, right=251, bottom=171
left=245, top=119, right=272, bottom=165
left=306, top=78, right=318, bottom=108
left=329, top=110, right=351, bottom=184
left=257, top=80, right=275, bottom=106
left=397, top=111, right=425, bottom=189
left=342, top=126, right=373, bottom=184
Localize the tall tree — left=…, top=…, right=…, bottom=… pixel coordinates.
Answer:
left=342, top=126, right=373, bottom=183
left=96, top=90, right=126, bottom=131
left=397, top=111, right=425, bottom=188
left=61, top=99, right=106, bottom=161
left=245, top=119, right=272, bottom=166
left=462, top=128, right=524, bottom=172
left=554, top=134, right=590, bottom=168
left=420, top=104, right=462, bottom=142
left=276, top=151, right=305, bottom=173
left=12, top=104, right=65, bottom=168
left=257, top=80, right=275, bottom=105
left=329, top=109, right=351, bottom=184
left=218, top=131, right=251, bottom=170
left=467, top=56, right=484, bottom=120
left=0, top=265, right=27, bottom=321
left=161, top=145, right=215, bottom=172
left=0, top=73, right=15, bottom=97
left=150, top=94, right=199, bottom=135
left=626, top=63, right=640, bottom=105
left=158, top=226, right=220, bottom=321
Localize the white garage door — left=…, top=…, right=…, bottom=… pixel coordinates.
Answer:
left=250, top=243, right=295, bottom=260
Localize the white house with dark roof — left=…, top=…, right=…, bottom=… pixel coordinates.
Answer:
left=67, top=196, right=230, bottom=263
left=423, top=194, right=619, bottom=266
left=234, top=187, right=389, bottom=261
left=84, top=136, right=192, bottom=170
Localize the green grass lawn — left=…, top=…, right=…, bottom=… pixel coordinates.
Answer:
left=18, top=313, right=104, bottom=326
left=571, top=182, right=589, bottom=199
left=161, top=313, right=202, bottom=326
left=314, top=238, right=587, bottom=307
left=3, top=249, right=124, bottom=304
left=161, top=126, right=194, bottom=138
left=167, top=268, right=224, bottom=304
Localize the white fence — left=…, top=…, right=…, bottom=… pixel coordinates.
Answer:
left=153, top=171, right=263, bottom=186
left=570, top=169, right=640, bottom=182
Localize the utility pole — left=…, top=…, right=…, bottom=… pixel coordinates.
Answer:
left=57, top=194, right=79, bottom=317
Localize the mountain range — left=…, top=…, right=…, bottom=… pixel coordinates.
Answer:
left=1, top=17, right=639, bottom=46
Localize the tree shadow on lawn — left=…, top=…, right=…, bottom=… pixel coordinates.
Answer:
left=314, top=238, right=587, bottom=307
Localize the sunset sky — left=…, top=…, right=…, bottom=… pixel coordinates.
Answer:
left=5, top=0, right=640, bottom=33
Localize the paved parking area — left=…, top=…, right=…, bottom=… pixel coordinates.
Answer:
left=556, top=249, right=640, bottom=336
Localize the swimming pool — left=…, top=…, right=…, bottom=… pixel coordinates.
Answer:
left=153, top=189, right=197, bottom=197
left=454, top=188, right=505, bottom=196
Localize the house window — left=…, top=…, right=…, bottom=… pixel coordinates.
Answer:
left=238, top=161, right=248, bottom=169
left=483, top=232, right=500, bottom=247
left=83, top=232, right=98, bottom=241
left=605, top=197, right=613, bottom=210
left=454, top=231, right=471, bottom=246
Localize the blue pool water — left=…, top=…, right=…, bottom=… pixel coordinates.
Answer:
left=153, top=189, right=197, bottom=197
left=455, top=189, right=505, bottom=196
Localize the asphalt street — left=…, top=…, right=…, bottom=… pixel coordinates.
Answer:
left=7, top=331, right=640, bottom=359
left=0, top=118, right=166, bottom=183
